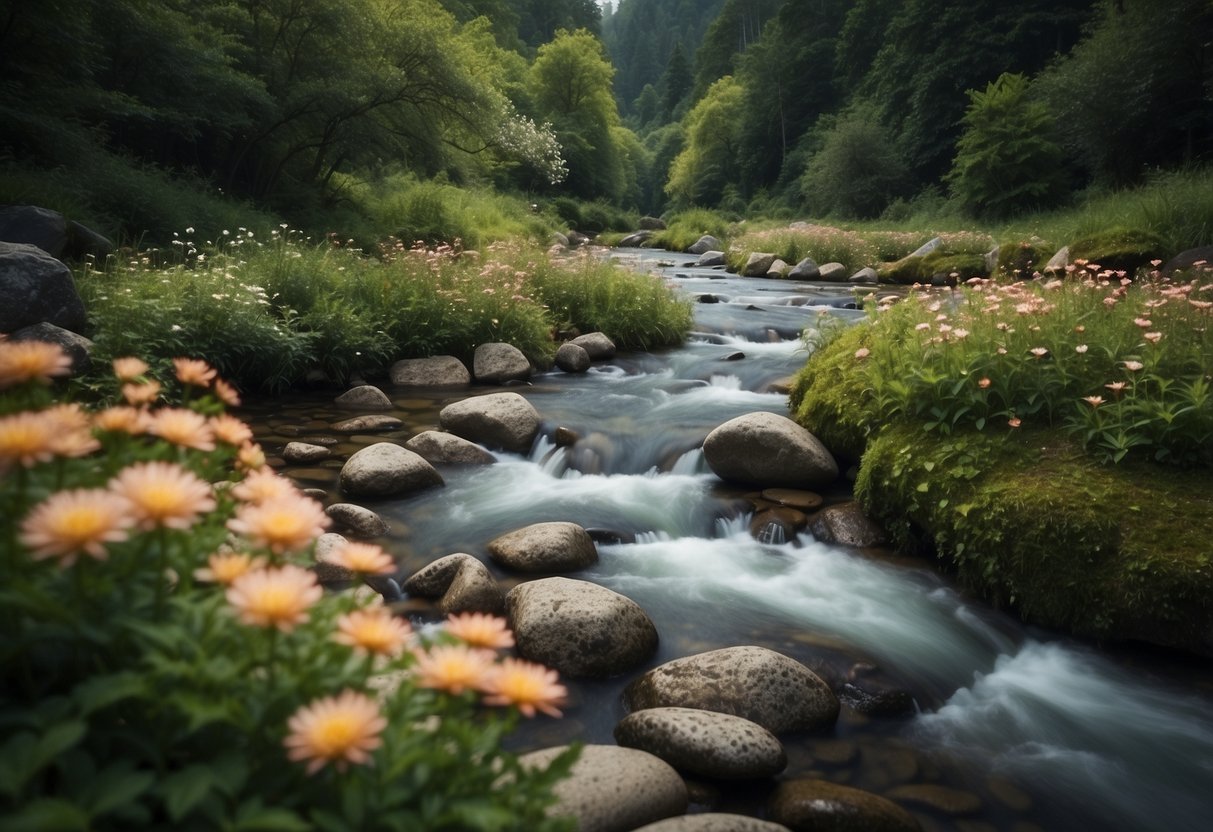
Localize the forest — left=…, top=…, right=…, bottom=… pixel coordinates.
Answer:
left=2, top=0, right=1211, bottom=239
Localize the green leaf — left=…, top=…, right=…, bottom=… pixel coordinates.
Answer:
left=0, top=799, right=90, bottom=831
left=82, top=763, right=154, bottom=817
left=73, top=672, right=146, bottom=715
left=159, top=764, right=215, bottom=822
left=922, top=461, right=936, bottom=472
left=234, top=808, right=310, bottom=832
left=916, top=483, right=930, bottom=493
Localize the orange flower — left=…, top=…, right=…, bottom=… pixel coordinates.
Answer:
left=284, top=689, right=386, bottom=774
left=334, top=606, right=412, bottom=656
left=226, top=564, right=323, bottom=632
left=213, top=378, right=241, bottom=407
left=411, top=644, right=496, bottom=695
left=0, top=411, right=60, bottom=471
left=122, top=380, right=162, bottom=406
left=1083, top=395, right=1105, bottom=408
left=94, top=405, right=151, bottom=435
left=227, top=492, right=329, bottom=553
left=231, top=468, right=299, bottom=505
left=445, top=612, right=515, bottom=650
left=19, top=488, right=135, bottom=567
left=194, top=551, right=265, bottom=585
left=483, top=658, right=568, bottom=718
left=109, top=460, right=217, bottom=530
left=0, top=340, right=73, bottom=388
left=977, top=377, right=991, bottom=389
left=173, top=357, right=217, bottom=387
left=237, top=442, right=266, bottom=471
left=210, top=414, right=253, bottom=446
left=326, top=541, right=394, bottom=575
left=112, top=356, right=150, bottom=382
left=1008, top=416, right=1022, bottom=428
left=150, top=407, right=216, bottom=451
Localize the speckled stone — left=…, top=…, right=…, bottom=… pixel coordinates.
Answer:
left=403, top=430, right=496, bottom=465
left=438, top=392, right=541, bottom=454
left=624, top=646, right=840, bottom=734
left=632, top=814, right=792, bottom=832
left=885, top=784, right=982, bottom=816
left=283, top=441, right=331, bottom=463
left=334, top=384, right=392, bottom=410
left=615, top=707, right=787, bottom=780
left=338, top=442, right=443, bottom=498
left=332, top=414, right=403, bottom=432
left=403, top=553, right=504, bottom=615
left=520, top=744, right=686, bottom=832
left=555, top=342, right=591, bottom=373
left=506, top=577, right=658, bottom=678
left=487, top=521, right=598, bottom=573
left=808, top=501, right=889, bottom=548
left=769, top=779, right=921, bottom=832
left=324, top=503, right=389, bottom=538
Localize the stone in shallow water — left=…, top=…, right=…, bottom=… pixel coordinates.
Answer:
left=403, top=430, right=496, bottom=465
left=403, top=553, right=504, bottom=615
left=614, top=706, right=787, bottom=780
left=769, top=779, right=922, bottom=832
left=332, top=414, right=403, bottom=432
left=324, top=503, right=389, bottom=539
left=338, top=442, right=443, bottom=498
left=760, top=488, right=824, bottom=511
left=487, top=521, right=597, bottom=573
left=632, top=815, right=792, bottom=832
left=438, top=391, right=541, bottom=454
left=283, top=441, right=331, bottom=463
left=885, top=784, right=983, bottom=816
left=334, top=384, right=392, bottom=410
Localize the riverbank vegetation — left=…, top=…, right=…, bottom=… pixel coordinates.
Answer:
left=0, top=346, right=577, bottom=830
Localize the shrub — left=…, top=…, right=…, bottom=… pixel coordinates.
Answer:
left=0, top=345, right=577, bottom=831
left=798, top=106, right=910, bottom=220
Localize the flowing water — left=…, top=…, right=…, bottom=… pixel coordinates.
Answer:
left=243, top=250, right=1213, bottom=831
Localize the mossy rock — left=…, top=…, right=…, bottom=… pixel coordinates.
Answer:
left=854, top=425, right=1213, bottom=654
left=788, top=324, right=876, bottom=464
left=878, top=251, right=989, bottom=285
left=995, top=238, right=1052, bottom=280
left=1069, top=226, right=1168, bottom=275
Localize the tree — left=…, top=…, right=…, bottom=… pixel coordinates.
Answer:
left=798, top=105, right=908, bottom=219
left=660, top=43, right=694, bottom=120
left=665, top=76, right=745, bottom=205
left=947, top=73, right=1065, bottom=217
left=510, top=0, right=601, bottom=48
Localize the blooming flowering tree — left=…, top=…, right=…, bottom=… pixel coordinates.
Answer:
left=0, top=340, right=576, bottom=830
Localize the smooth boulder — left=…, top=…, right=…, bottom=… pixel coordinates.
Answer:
left=615, top=707, right=787, bottom=780
left=0, top=241, right=87, bottom=334
left=439, top=392, right=541, bottom=454
left=335, top=385, right=392, bottom=410
left=624, top=646, right=839, bottom=734
left=10, top=322, right=92, bottom=375
left=389, top=355, right=470, bottom=387
left=325, top=503, right=390, bottom=538
left=338, top=442, right=443, bottom=498
left=633, top=816, right=792, bottom=832
left=487, top=521, right=598, bottom=573
left=788, top=257, right=820, bottom=281
left=473, top=342, right=531, bottom=384
left=703, top=412, right=838, bottom=489
left=808, top=502, right=888, bottom=548
left=570, top=331, right=616, bottom=360
left=688, top=235, right=723, bottom=255
left=521, top=744, right=687, bottom=832
left=555, top=342, right=591, bottom=373
left=741, top=252, right=777, bottom=277
left=404, top=553, right=504, bottom=614
left=506, top=577, right=657, bottom=678
left=283, top=441, right=331, bottom=463
left=403, top=430, right=496, bottom=465
left=769, top=780, right=921, bottom=832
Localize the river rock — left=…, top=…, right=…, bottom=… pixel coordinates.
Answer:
left=555, top=342, right=591, bottom=373
left=1044, top=246, right=1069, bottom=273
left=404, top=553, right=504, bottom=614
left=817, top=262, right=847, bottom=282
left=808, top=502, right=888, bottom=548
left=338, top=442, right=443, bottom=498
left=761, top=489, right=824, bottom=511
left=624, top=646, right=839, bottom=734
left=389, top=355, right=470, bottom=387
left=741, top=252, right=778, bottom=277
left=438, top=392, right=541, bottom=454
left=766, top=259, right=789, bottom=278
left=1160, top=244, right=1213, bottom=277
left=750, top=507, right=807, bottom=543
left=506, top=577, right=657, bottom=678
left=571, top=331, right=616, bottom=360
left=488, top=521, right=598, bottom=573
left=769, top=779, right=921, bottom=832
left=403, top=430, right=496, bottom=465
left=313, top=532, right=353, bottom=583
left=688, top=235, right=723, bottom=255
left=0, top=241, right=87, bottom=334
left=332, top=414, right=402, bottom=432
left=335, top=385, right=392, bottom=409
left=633, top=816, right=791, bottom=832
left=10, top=322, right=92, bottom=375
left=849, top=267, right=878, bottom=284
left=473, top=342, right=531, bottom=384
left=788, top=257, right=820, bottom=281
left=620, top=230, right=654, bottom=248
left=521, top=744, right=687, bottom=832
left=909, top=236, right=943, bottom=259
left=325, top=503, right=390, bottom=538
left=703, top=412, right=839, bottom=489
left=695, top=250, right=727, bottom=267
left=615, top=707, right=787, bottom=780
left=283, top=441, right=331, bottom=463
left=885, top=784, right=982, bottom=816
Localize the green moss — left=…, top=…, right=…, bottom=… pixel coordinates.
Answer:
left=855, top=425, right=1213, bottom=653
left=878, top=251, right=989, bottom=285
left=994, top=237, right=1052, bottom=279
left=1069, top=226, right=1169, bottom=274
left=789, top=324, right=876, bottom=462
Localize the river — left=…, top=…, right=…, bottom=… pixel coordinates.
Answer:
left=242, top=249, right=1213, bottom=831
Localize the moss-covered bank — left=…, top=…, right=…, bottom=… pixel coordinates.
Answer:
left=790, top=332, right=1213, bottom=655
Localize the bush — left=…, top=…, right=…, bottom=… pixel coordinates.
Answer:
left=798, top=107, right=909, bottom=220
left=0, top=345, right=577, bottom=831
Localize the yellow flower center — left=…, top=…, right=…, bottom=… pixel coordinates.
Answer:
left=313, top=715, right=360, bottom=756
left=58, top=506, right=111, bottom=543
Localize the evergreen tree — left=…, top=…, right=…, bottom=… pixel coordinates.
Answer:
left=660, top=43, right=694, bottom=119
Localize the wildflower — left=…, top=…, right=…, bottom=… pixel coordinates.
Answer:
left=0, top=412, right=62, bottom=471
left=173, top=357, right=217, bottom=387
left=213, top=378, right=241, bottom=407
left=237, top=442, right=266, bottom=471
left=227, top=492, right=329, bottom=554
left=1133, top=318, right=1152, bottom=329
left=1083, top=396, right=1105, bottom=408
left=483, top=658, right=568, bottom=717
left=195, top=551, right=264, bottom=585
left=1143, top=332, right=1163, bottom=344
left=854, top=347, right=870, bottom=360
left=231, top=468, right=299, bottom=505
left=1074, top=325, right=1086, bottom=333
left=94, top=406, right=150, bottom=435
left=122, top=380, right=162, bottom=406
left=1008, top=417, right=1022, bottom=428
left=284, top=690, right=386, bottom=775
left=978, top=378, right=991, bottom=389
left=335, top=606, right=412, bottom=656
left=0, top=340, right=73, bottom=389
left=1103, top=296, right=1118, bottom=308
left=210, top=413, right=253, bottom=446
left=1029, top=347, right=1049, bottom=358
left=411, top=644, right=497, bottom=695
left=226, top=564, right=323, bottom=632
left=19, top=489, right=135, bottom=567
left=1105, top=381, right=1127, bottom=396
left=446, top=612, right=515, bottom=650
left=326, top=541, right=394, bottom=575
left=110, top=461, right=217, bottom=530
left=112, top=356, right=149, bottom=381
left=1190, top=299, right=1213, bottom=310
left=915, top=322, right=931, bottom=331
left=150, top=408, right=215, bottom=451
left=1075, top=344, right=1089, bottom=354
left=1123, top=360, right=1144, bottom=372
left=952, top=328, right=969, bottom=340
